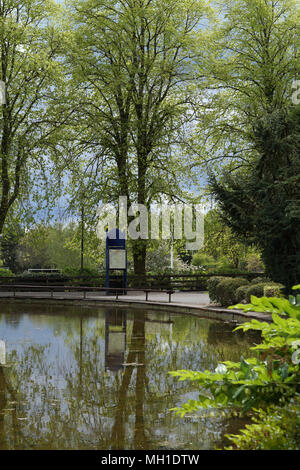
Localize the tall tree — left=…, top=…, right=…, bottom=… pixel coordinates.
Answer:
left=193, top=209, right=259, bottom=269
left=209, top=105, right=300, bottom=290
left=66, top=0, right=211, bottom=275
left=189, top=0, right=300, bottom=172
left=0, top=0, right=67, bottom=234
left=0, top=215, right=23, bottom=271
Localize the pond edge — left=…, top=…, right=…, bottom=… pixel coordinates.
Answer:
left=0, top=295, right=272, bottom=324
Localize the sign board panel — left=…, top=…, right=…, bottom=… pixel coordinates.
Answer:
left=109, top=249, right=126, bottom=270
left=108, top=332, right=126, bottom=354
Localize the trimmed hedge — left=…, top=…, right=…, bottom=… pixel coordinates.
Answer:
left=250, top=276, right=272, bottom=285
left=207, top=276, right=227, bottom=302
left=235, top=284, right=250, bottom=303
left=238, top=282, right=284, bottom=303
left=208, top=274, right=285, bottom=306
left=244, top=283, right=268, bottom=303
left=264, top=284, right=284, bottom=298
left=215, top=277, right=249, bottom=306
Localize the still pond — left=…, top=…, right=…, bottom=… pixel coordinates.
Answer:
left=0, top=303, right=259, bottom=450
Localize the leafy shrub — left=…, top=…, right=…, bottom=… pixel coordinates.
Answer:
left=225, top=398, right=300, bottom=450
left=233, top=281, right=284, bottom=304
left=15, top=269, right=104, bottom=287
left=21, top=271, right=64, bottom=279
left=18, top=271, right=66, bottom=284
left=244, top=282, right=284, bottom=303
left=250, top=276, right=271, bottom=284
left=215, top=256, right=234, bottom=270
left=0, top=268, right=14, bottom=277
left=215, top=277, right=249, bottom=306
left=170, top=286, right=300, bottom=451
left=235, top=285, right=250, bottom=303
left=207, top=268, right=261, bottom=276
left=264, top=284, right=283, bottom=298
left=245, top=254, right=264, bottom=273
left=243, top=283, right=267, bottom=302
left=207, top=276, right=227, bottom=302
left=62, top=267, right=100, bottom=277
left=192, top=253, right=217, bottom=269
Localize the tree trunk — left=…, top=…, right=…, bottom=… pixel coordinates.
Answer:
left=132, top=239, right=147, bottom=281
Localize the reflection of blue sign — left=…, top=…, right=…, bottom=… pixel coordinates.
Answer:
left=105, top=308, right=127, bottom=372
left=106, top=229, right=127, bottom=295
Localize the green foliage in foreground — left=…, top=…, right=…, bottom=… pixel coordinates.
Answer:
left=229, top=291, right=300, bottom=319
left=225, top=397, right=300, bottom=450
left=169, top=287, right=300, bottom=449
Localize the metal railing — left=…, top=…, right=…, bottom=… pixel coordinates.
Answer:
left=0, top=284, right=175, bottom=302
left=0, top=271, right=264, bottom=290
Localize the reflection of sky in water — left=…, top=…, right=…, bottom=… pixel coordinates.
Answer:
left=0, top=306, right=256, bottom=450
left=0, top=314, right=104, bottom=393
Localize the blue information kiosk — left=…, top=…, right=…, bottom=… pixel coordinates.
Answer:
left=105, top=228, right=127, bottom=295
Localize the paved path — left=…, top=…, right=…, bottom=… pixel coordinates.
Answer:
left=110, top=290, right=211, bottom=305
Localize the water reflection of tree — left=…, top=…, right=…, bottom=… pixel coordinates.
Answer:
left=0, top=342, right=72, bottom=449
left=1, top=312, right=152, bottom=448
left=0, top=365, right=7, bottom=449
left=0, top=362, right=33, bottom=450
left=206, top=321, right=261, bottom=364
left=207, top=321, right=260, bottom=347
left=110, top=312, right=148, bottom=449
left=0, top=309, right=260, bottom=449
left=61, top=310, right=203, bottom=449
left=60, top=311, right=152, bottom=449
left=3, top=313, right=23, bottom=329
